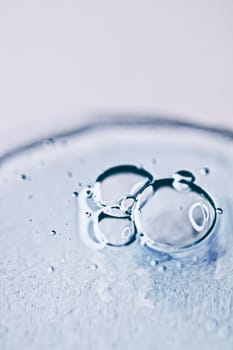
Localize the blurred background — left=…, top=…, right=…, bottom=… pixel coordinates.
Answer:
left=0, top=0, right=232, bottom=153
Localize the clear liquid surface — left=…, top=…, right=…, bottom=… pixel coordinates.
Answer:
left=0, top=120, right=233, bottom=350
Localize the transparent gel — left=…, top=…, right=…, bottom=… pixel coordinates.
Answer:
left=0, top=120, right=233, bottom=350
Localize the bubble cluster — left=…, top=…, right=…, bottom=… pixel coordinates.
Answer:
left=79, top=165, right=221, bottom=256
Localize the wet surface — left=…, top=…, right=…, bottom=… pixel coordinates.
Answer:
left=0, top=120, right=233, bottom=350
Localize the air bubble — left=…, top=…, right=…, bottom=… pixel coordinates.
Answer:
left=172, top=170, right=195, bottom=192
left=50, top=230, right=56, bottom=236
left=157, top=265, right=166, bottom=273
left=94, top=212, right=136, bottom=247
left=175, top=261, right=183, bottom=269
left=79, top=164, right=219, bottom=256
left=72, top=191, right=79, bottom=198
left=216, top=208, right=223, bottom=215
left=135, top=172, right=217, bottom=254
left=86, top=189, right=93, bottom=198
left=48, top=266, right=55, bottom=273
left=150, top=259, right=157, bottom=267
left=89, top=264, right=98, bottom=271
left=192, top=256, right=198, bottom=263
left=20, top=174, right=28, bottom=181
left=200, top=167, right=210, bottom=176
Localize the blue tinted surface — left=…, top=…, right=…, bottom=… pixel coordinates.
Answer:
left=0, top=120, right=233, bottom=350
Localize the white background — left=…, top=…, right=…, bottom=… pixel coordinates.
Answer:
left=0, top=0, right=232, bottom=152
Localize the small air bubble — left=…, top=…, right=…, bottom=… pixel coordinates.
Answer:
left=20, top=174, right=27, bottom=181
left=89, top=264, right=98, bottom=271
left=48, top=266, right=55, bottom=273
left=176, top=261, right=183, bottom=269
left=86, top=212, right=91, bottom=218
left=151, top=158, right=157, bottom=165
left=192, top=256, right=198, bottom=263
left=200, top=167, right=210, bottom=176
left=150, top=259, right=156, bottom=267
left=216, top=208, right=223, bottom=215
left=86, top=189, right=93, bottom=198
left=173, top=170, right=195, bottom=183
left=50, top=230, right=56, bottom=236
left=157, top=265, right=166, bottom=273
left=172, top=170, right=195, bottom=192
left=72, top=191, right=79, bottom=198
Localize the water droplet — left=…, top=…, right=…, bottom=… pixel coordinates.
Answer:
left=200, top=167, right=210, bottom=176
left=50, top=230, right=56, bottom=236
left=216, top=207, right=223, bottom=215
left=72, top=191, right=78, bottom=197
